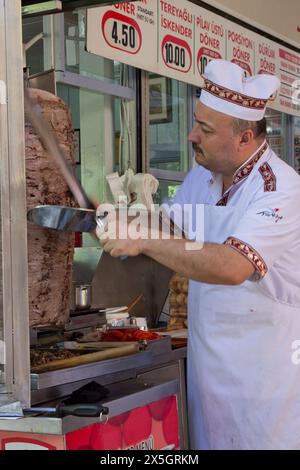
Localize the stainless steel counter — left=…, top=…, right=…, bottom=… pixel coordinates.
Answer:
left=0, top=378, right=179, bottom=435
left=31, top=347, right=186, bottom=403
left=0, top=345, right=188, bottom=447
left=31, top=350, right=152, bottom=391
left=30, top=336, right=185, bottom=398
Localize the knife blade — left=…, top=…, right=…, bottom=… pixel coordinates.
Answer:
left=27, top=204, right=105, bottom=233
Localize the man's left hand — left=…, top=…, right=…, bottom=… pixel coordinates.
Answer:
left=98, top=231, right=143, bottom=258
left=96, top=203, right=146, bottom=258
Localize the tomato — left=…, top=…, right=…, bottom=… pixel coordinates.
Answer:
left=101, top=329, right=162, bottom=342
left=102, top=330, right=124, bottom=341
left=122, top=332, right=134, bottom=341
left=132, top=330, right=161, bottom=341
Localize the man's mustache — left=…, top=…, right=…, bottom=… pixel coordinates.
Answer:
left=192, top=143, right=203, bottom=153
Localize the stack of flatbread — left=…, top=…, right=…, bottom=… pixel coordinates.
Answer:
left=168, top=274, right=188, bottom=329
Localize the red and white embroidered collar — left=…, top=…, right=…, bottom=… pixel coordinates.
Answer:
left=216, top=140, right=269, bottom=206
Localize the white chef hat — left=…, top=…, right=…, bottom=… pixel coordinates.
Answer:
left=200, top=60, right=280, bottom=121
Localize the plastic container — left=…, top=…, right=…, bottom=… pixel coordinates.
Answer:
left=105, top=312, right=129, bottom=327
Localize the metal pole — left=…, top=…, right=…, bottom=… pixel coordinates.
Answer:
left=0, top=0, right=30, bottom=407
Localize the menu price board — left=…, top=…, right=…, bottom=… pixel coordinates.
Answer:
left=87, top=1, right=158, bottom=71
left=87, top=0, right=300, bottom=117
left=194, top=9, right=226, bottom=80
left=278, top=48, right=300, bottom=114
left=158, top=0, right=194, bottom=82
left=226, top=27, right=255, bottom=77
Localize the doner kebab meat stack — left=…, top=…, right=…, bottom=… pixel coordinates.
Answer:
left=25, top=89, right=76, bottom=327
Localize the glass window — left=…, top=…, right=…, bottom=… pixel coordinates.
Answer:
left=155, top=180, right=181, bottom=204
left=149, top=74, right=189, bottom=172
left=57, top=83, right=136, bottom=247
left=23, top=15, right=53, bottom=75
left=265, top=108, right=286, bottom=161
left=64, top=10, right=124, bottom=85
left=294, top=117, right=300, bottom=175
left=0, top=216, right=3, bottom=386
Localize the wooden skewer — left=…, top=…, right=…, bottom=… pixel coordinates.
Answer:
left=127, top=293, right=144, bottom=314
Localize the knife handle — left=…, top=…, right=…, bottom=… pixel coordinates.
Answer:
left=56, top=402, right=109, bottom=418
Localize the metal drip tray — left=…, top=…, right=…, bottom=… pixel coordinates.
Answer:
left=70, top=308, right=102, bottom=316
left=65, top=311, right=106, bottom=331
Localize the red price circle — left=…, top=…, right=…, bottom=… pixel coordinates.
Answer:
left=161, top=34, right=192, bottom=73
left=102, top=11, right=142, bottom=55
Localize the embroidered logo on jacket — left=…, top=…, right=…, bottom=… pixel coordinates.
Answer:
left=256, top=208, right=283, bottom=222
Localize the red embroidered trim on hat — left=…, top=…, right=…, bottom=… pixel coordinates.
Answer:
left=224, top=237, right=268, bottom=278
left=216, top=142, right=269, bottom=206
left=204, top=79, right=268, bottom=110
left=258, top=162, right=276, bottom=192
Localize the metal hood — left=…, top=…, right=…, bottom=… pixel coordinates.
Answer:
left=22, top=0, right=137, bottom=16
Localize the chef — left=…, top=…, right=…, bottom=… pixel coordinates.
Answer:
left=97, top=60, right=300, bottom=450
